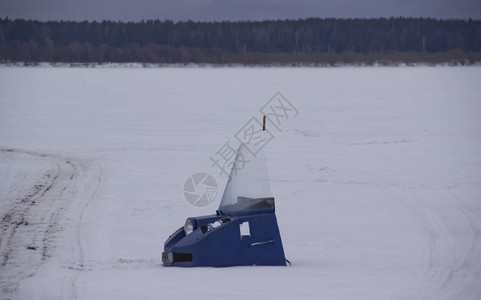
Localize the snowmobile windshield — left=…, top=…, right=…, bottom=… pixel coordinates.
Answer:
left=218, top=143, right=274, bottom=214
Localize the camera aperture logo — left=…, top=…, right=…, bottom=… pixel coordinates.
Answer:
left=183, top=173, right=218, bottom=207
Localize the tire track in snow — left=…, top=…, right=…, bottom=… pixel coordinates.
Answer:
left=70, top=162, right=103, bottom=300
left=378, top=186, right=440, bottom=278
left=0, top=148, right=76, bottom=299
left=380, top=184, right=481, bottom=300
left=377, top=185, right=444, bottom=298
left=0, top=165, right=58, bottom=266
left=0, top=148, right=103, bottom=300
left=434, top=188, right=481, bottom=299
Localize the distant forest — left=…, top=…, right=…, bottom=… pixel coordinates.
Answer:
left=1, top=17, right=480, bottom=65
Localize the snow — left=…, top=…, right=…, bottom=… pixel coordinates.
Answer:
left=1, top=66, right=481, bottom=299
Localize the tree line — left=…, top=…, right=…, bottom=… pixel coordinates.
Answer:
left=0, top=17, right=480, bottom=64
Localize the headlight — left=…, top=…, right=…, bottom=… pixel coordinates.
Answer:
left=184, top=218, right=195, bottom=236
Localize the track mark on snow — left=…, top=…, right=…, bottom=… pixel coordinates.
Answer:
left=379, top=184, right=481, bottom=300
left=377, top=185, right=443, bottom=298
left=70, top=162, right=103, bottom=300
left=0, top=148, right=101, bottom=300
left=434, top=188, right=481, bottom=299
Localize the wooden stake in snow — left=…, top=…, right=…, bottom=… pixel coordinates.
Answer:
left=262, top=115, right=266, bottom=131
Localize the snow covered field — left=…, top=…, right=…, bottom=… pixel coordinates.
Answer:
left=1, top=66, right=480, bottom=299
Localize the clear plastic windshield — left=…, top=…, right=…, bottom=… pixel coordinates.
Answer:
left=218, top=144, right=274, bottom=214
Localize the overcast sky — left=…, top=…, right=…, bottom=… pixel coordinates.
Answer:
left=1, top=0, right=480, bottom=22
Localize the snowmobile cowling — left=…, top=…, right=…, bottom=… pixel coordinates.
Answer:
left=163, top=143, right=287, bottom=267
left=162, top=200, right=286, bottom=267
